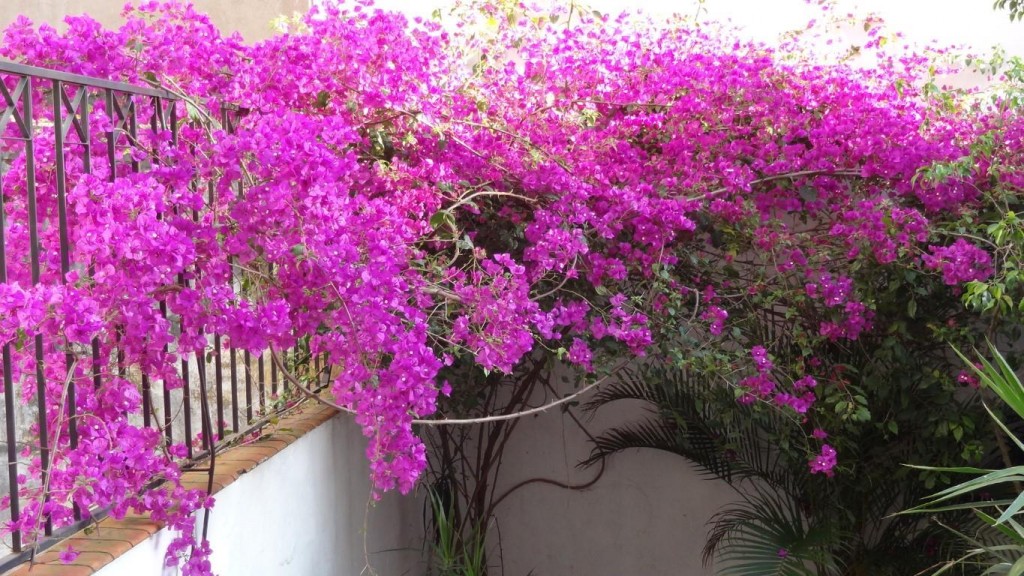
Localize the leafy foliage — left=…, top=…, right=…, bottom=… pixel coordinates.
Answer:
left=995, top=0, right=1024, bottom=21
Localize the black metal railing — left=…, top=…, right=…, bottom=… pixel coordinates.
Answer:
left=0, top=60, right=322, bottom=571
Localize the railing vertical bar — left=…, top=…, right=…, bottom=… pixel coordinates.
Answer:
left=270, top=351, right=278, bottom=397
left=51, top=80, right=78, bottom=439
left=140, top=95, right=165, bottom=432
left=282, top=348, right=289, bottom=394
left=115, top=328, right=126, bottom=379
left=170, top=99, right=178, bottom=146
left=93, top=87, right=117, bottom=405
left=197, top=344, right=211, bottom=449
left=152, top=96, right=165, bottom=133
left=201, top=163, right=225, bottom=440
left=104, top=88, right=116, bottom=182
left=0, top=78, right=22, bottom=549
left=197, top=355, right=211, bottom=451
left=214, top=335, right=224, bottom=440
left=194, top=352, right=216, bottom=545
left=127, top=97, right=139, bottom=173
left=179, top=108, right=201, bottom=457
left=90, top=341, right=101, bottom=391
left=0, top=342, right=18, bottom=552
left=227, top=106, right=242, bottom=432
left=74, top=84, right=93, bottom=524
left=164, top=101, right=178, bottom=447
left=23, top=76, right=52, bottom=537
left=141, top=372, right=151, bottom=430
left=160, top=303, right=172, bottom=448
left=258, top=353, right=266, bottom=413
left=242, top=348, right=252, bottom=424
left=182, top=353, right=193, bottom=459
left=229, top=345, right=239, bottom=433
left=52, top=80, right=82, bottom=523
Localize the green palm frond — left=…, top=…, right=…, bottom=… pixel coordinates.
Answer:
left=955, top=342, right=1024, bottom=424
left=580, top=415, right=736, bottom=479
left=584, top=371, right=669, bottom=409
left=585, top=366, right=796, bottom=488
left=704, top=482, right=846, bottom=576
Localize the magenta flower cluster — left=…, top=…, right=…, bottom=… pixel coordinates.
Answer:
left=922, top=238, right=996, bottom=285
left=0, top=1, right=1016, bottom=573
left=809, top=444, right=838, bottom=477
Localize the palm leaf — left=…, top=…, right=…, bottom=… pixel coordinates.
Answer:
left=704, top=482, right=845, bottom=576
left=584, top=372, right=668, bottom=409
left=583, top=366, right=795, bottom=487
left=955, top=342, right=1024, bottom=423
left=581, top=415, right=737, bottom=479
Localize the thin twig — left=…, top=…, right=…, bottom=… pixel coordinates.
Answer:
left=451, top=189, right=538, bottom=207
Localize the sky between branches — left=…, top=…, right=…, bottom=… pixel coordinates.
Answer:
left=372, top=0, right=1024, bottom=55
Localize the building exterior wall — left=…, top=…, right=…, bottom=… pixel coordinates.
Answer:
left=487, top=398, right=736, bottom=576
left=1, top=0, right=309, bottom=42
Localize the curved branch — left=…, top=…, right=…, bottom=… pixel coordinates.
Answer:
left=270, top=349, right=629, bottom=426
left=489, top=395, right=606, bottom=513
left=694, top=168, right=865, bottom=201
left=452, top=189, right=538, bottom=207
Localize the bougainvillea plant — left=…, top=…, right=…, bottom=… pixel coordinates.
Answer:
left=0, top=0, right=1021, bottom=573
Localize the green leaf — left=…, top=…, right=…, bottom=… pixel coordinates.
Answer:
left=429, top=210, right=457, bottom=235
left=1008, top=555, right=1024, bottom=576
left=997, top=491, right=1024, bottom=525
left=977, top=510, right=1024, bottom=545
left=185, top=101, right=204, bottom=122
left=314, top=90, right=331, bottom=109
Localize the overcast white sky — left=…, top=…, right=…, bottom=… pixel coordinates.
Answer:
left=373, top=0, right=1024, bottom=56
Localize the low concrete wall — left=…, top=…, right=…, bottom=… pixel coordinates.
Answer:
left=81, top=395, right=734, bottom=576
left=95, top=414, right=426, bottom=576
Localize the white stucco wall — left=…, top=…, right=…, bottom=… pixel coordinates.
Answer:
left=87, top=396, right=737, bottom=576
left=484, top=391, right=737, bottom=576
left=95, top=414, right=426, bottom=576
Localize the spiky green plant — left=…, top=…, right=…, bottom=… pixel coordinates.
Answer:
left=902, top=343, right=1024, bottom=575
